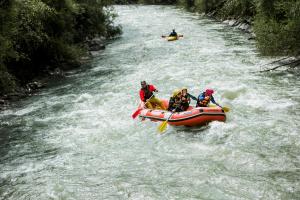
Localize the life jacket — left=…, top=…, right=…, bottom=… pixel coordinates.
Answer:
left=181, top=94, right=190, bottom=104
left=197, top=95, right=211, bottom=107
left=169, top=32, right=177, bottom=37
left=174, top=97, right=181, bottom=107
left=142, top=85, right=153, bottom=100
left=168, top=96, right=181, bottom=111
left=180, top=94, right=190, bottom=111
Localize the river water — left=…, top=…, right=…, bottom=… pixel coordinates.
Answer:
left=1, top=5, right=300, bottom=200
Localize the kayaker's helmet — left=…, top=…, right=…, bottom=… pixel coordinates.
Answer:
left=172, top=29, right=175, bottom=32
left=173, top=89, right=181, bottom=97
left=205, top=89, right=214, bottom=96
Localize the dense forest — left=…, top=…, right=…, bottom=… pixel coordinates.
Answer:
left=0, top=0, right=121, bottom=95
left=1, top=0, right=299, bottom=96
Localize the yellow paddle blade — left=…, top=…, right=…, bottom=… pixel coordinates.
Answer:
left=158, top=121, right=168, bottom=133
left=208, top=104, right=230, bottom=112
left=222, top=106, right=230, bottom=112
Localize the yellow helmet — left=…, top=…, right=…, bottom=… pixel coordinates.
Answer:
left=172, top=89, right=181, bottom=97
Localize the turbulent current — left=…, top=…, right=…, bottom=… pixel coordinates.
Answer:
left=1, top=5, right=300, bottom=200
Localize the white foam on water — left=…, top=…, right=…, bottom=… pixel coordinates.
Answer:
left=1, top=5, right=299, bottom=200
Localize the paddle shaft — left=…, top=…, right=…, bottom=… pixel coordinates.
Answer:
left=161, top=34, right=183, bottom=38
left=132, top=93, right=155, bottom=119
left=158, top=103, right=181, bottom=133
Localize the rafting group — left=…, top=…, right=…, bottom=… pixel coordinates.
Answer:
left=139, top=81, right=222, bottom=112
left=132, top=81, right=229, bottom=132
left=132, top=29, right=229, bottom=132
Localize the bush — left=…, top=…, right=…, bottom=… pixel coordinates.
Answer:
left=218, top=0, right=255, bottom=19
left=179, top=0, right=299, bottom=56
left=0, top=0, right=122, bottom=94
left=254, top=0, right=300, bottom=56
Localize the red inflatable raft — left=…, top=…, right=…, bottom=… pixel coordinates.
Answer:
left=138, top=99, right=226, bottom=127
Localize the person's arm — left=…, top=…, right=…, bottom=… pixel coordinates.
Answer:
left=149, top=85, right=158, bottom=92
left=211, top=96, right=221, bottom=107
left=188, top=93, right=197, bottom=101
left=139, top=90, right=145, bottom=102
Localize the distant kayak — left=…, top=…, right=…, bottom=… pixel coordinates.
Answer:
left=162, top=34, right=183, bottom=41
left=167, top=36, right=178, bottom=41
left=137, top=99, right=226, bottom=127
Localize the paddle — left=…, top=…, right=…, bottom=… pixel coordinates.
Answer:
left=161, top=34, right=183, bottom=38
left=222, top=106, right=230, bottom=112
left=158, top=102, right=181, bottom=133
left=158, top=111, right=174, bottom=133
left=131, top=94, right=155, bottom=119
left=208, top=104, right=230, bottom=112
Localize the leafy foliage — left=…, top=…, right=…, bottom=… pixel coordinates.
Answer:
left=218, top=0, right=255, bottom=19
left=180, top=0, right=299, bottom=56
left=0, top=0, right=121, bottom=94
left=254, top=0, right=300, bottom=56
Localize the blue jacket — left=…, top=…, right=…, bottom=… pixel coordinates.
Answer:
left=197, top=92, right=220, bottom=107
left=169, top=31, right=177, bottom=37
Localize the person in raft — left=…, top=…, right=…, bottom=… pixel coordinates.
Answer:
left=168, top=89, right=183, bottom=112
left=196, top=89, right=221, bottom=107
left=180, top=87, right=197, bottom=111
left=140, top=81, right=166, bottom=110
left=169, top=29, right=178, bottom=37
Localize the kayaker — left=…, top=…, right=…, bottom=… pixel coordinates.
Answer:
left=169, top=29, right=178, bottom=37
left=139, top=81, right=166, bottom=110
left=196, top=89, right=221, bottom=107
left=180, top=88, right=197, bottom=111
left=168, top=89, right=183, bottom=112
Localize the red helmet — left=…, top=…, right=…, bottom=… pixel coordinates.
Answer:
left=205, top=89, right=214, bottom=96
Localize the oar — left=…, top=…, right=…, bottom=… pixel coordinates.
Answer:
left=158, top=111, right=174, bottom=133
left=131, top=94, right=154, bottom=119
left=208, top=104, right=230, bottom=112
left=222, top=106, right=230, bottom=112
left=158, top=103, right=181, bottom=133
left=161, top=34, right=183, bottom=38
left=131, top=108, right=143, bottom=119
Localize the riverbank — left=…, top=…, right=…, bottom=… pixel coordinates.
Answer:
left=202, top=11, right=255, bottom=40
left=0, top=37, right=110, bottom=110
left=177, top=0, right=300, bottom=57
left=0, top=1, right=121, bottom=109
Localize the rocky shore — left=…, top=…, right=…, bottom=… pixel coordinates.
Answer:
left=205, top=11, right=255, bottom=39
left=0, top=37, right=107, bottom=110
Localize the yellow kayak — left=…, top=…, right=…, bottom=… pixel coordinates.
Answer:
left=167, top=36, right=178, bottom=41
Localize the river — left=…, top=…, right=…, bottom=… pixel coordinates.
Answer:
left=0, top=5, right=299, bottom=200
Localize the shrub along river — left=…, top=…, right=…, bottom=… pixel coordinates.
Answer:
left=0, top=5, right=299, bottom=200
